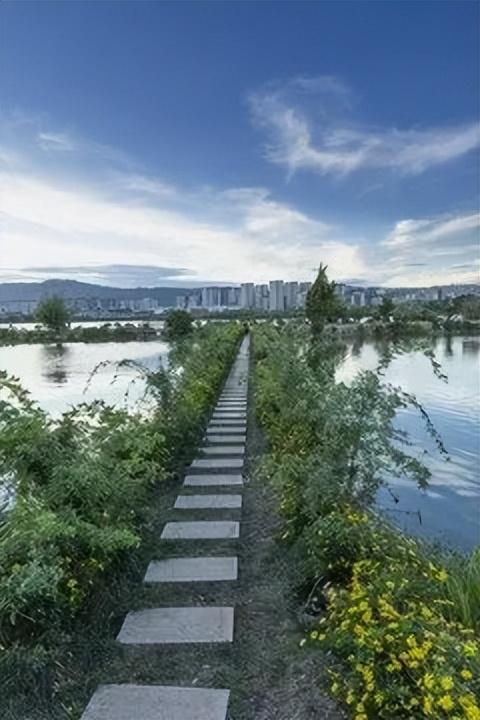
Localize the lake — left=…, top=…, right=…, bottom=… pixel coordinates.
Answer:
left=337, top=335, right=480, bottom=551
left=0, top=341, right=170, bottom=416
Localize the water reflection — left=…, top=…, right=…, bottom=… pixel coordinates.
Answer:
left=41, top=344, right=69, bottom=385
left=444, top=335, right=454, bottom=357
left=0, top=340, right=170, bottom=417
left=338, top=336, right=480, bottom=551
left=462, top=338, right=480, bottom=356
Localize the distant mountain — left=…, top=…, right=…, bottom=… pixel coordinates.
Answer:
left=0, top=279, right=193, bottom=305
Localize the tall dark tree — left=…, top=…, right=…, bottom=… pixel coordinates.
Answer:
left=378, top=295, right=395, bottom=321
left=305, top=264, right=341, bottom=336
left=163, top=309, right=193, bottom=340
left=36, top=296, right=70, bottom=333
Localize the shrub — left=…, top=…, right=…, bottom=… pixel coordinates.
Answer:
left=0, top=322, right=242, bottom=657
left=252, top=322, right=479, bottom=719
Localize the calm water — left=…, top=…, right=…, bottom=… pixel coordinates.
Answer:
left=0, top=341, right=170, bottom=416
left=337, top=336, right=480, bottom=551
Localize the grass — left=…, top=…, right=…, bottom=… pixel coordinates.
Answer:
left=443, top=548, right=480, bottom=631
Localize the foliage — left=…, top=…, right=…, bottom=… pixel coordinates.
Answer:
left=377, top=295, right=394, bottom=321
left=253, top=322, right=479, bottom=719
left=163, top=309, right=193, bottom=340
left=305, top=264, right=344, bottom=335
left=0, top=322, right=242, bottom=667
left=35, top=296, right=70, bottom=333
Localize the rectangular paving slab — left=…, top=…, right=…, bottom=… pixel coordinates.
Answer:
left=81, top=684, right=230, bottom=720
left=209, top=420, right=247, bottom=427
left=189, top=458, right=243, bottom=470
left=174, top=494, right=242, bottom=509
left=212, top=412, right=246, bottom=418
left=184, top=474, right=243, bottom=487
left=207, top=425, right=246, bottom=434
left=201, top=446, right=245, bottom=457
left=216, top=400, right=247, bottom=410
left=207, top=434, right=246, bottom=444
left=117, top=606, right=234, bottom=644
left=144, top=556, right=238, bottom=583
left=161, top=520, right=240, bottom=539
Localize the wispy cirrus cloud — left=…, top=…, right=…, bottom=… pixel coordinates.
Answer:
left=37, top=131, right=76, bottom=152
left=249, top=76, right=480, bottom=178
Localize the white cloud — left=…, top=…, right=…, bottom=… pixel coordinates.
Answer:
left=0, top=115, right=478, bottom=289
left=37, top=132, right=75, bottom=152
left=0, top=168, right=364, bottom=284
left=250, top=77, right=480, bottom=177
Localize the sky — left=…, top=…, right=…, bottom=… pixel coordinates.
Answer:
left=0, top=0, right=479, bottom=288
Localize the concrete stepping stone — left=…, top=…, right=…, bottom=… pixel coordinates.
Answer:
left=201, top=446, right=245, bottom=457
left=175, top=494, right=242, bottom=509
left=207, top=434, right=246, bottom=444
left=207, top=424, right=246, bottom=434
left=144, top=556, right=238, bottom=583
left=184, top=474, right=243, bottom=487
left=161, top=520, right=240, bottom=539
left=189, top=458, right=243, bottom=470
left=212, top=413, right=246, bottom=420
left=209, top=419, right=247, bottom=427
left=117, top=606, right=234, bottom=644
left=81, top=684, right=230, bottom=720
left=216, top=404, right=246, bottom=409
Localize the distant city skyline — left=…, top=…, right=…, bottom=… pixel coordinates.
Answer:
left=1, top=3, right=479, bottom=288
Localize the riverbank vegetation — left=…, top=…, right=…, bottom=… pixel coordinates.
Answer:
left=0, top=322, right=243, bottom=710
left=0, top=321, right=162, bottom=346
left=253, top=321, right=479, bottom=719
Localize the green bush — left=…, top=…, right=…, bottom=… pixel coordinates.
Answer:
left=0, top=322, right=242, bottom=658
left=252, top=322, right=480, bottom=719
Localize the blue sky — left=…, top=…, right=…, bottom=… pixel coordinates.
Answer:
left=0, top=1, right=478, bottom=287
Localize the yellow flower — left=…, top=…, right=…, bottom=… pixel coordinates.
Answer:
left=423, top=673, right=435, bottom=690
left=440, top=676, right=454, bottom=691
left=310, top=631, right=318, bottom=640
left=423, top=696, right=434, bottom=715
left=437, top=694, right=454, bottom=712
left=406, top=634, right=417, bottom=648
left=461, top=669, right=473, bottom=681
left=463, top=642, right=478, bottom=657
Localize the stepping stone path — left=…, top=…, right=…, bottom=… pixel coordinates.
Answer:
left=82, top=685, right=230, bottom=720
left=174, top=494, right=242, bottom=509
left=145, top=556, right=238, bottom=583
left=184, top=473, right=243, bottom=487
left=81, top=334, right=250, bottom=720
left=161, top=520, right=240, bottom=539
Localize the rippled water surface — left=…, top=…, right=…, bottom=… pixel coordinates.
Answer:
left=0, top=341, right=170, bottom=416
left=337, top=336, right=480, bottom=550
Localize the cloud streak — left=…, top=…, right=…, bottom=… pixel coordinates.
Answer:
left=0, top=114, right=478, bottom=289
left=250, top=76, right=480, bottom=177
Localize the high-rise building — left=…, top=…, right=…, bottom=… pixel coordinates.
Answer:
left=269, top=280, right=284, bottom=311
left=202, top=286, right=220, bottom=309
left=284, top=281, right=299, bottom=310
left=240, top=283, right=255, bottom=309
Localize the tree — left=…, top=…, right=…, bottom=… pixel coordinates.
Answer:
left=163, top=309, right=193, bottom=340
left=36, top=296, right=70, bottom=333
left=378, top=296, right=395, bottom=321
left=305, top=263, right=341, bottom=336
